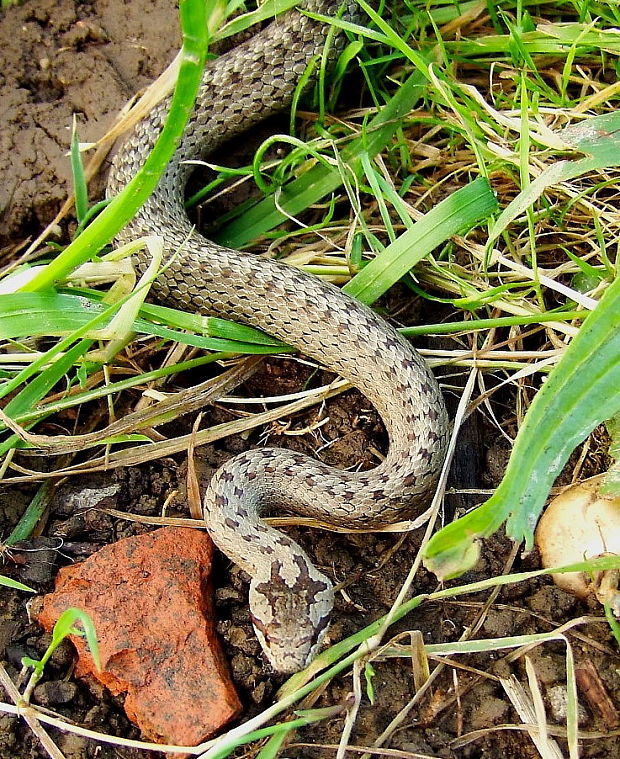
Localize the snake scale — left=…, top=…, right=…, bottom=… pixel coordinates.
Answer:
left=107, top=0, right=449, bottom=673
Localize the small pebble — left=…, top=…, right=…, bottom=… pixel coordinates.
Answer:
left=547, top=684, right=589, bottom=725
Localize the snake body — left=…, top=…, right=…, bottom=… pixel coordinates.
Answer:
left=108, top=1, right=449, bottom=673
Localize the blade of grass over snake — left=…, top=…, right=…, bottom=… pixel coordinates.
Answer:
left=0, top=293, right=291, bottom=354
left=210, top=0, right=298, bottom=43
left=65, top=288, right=287, bottom=346
left=17, top=0, right=211, bottom=292
left=214, top=69, right=426, bottom=248
left=424, top=273, right=620, bottom=580
left=344, top=177, right=497, bottom=305
left=307, top=0, right=432, bottom=76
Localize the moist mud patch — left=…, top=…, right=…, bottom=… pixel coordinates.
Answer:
left=0, top=0, right=179, bottom=246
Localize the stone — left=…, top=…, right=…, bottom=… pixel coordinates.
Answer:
left=38, top=527, right=241, bottom=747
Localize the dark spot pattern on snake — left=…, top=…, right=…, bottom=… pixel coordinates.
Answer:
left=107, top=0, right=449, bottom=673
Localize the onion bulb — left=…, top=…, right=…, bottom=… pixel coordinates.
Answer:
left=535, top=474, right=620, bottom=614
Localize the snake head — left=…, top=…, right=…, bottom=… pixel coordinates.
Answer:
left=249, top=555, right=334, bottom=673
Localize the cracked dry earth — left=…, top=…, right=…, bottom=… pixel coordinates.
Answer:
left=1, top=1, right=620, bottom=758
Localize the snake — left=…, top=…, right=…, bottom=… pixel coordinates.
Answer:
left=107, top=0, right=449, bottom=673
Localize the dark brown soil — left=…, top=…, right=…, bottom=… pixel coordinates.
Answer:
left=0, top=0, right=179, bottom=247
left=1, top=1, right=619, bottom=759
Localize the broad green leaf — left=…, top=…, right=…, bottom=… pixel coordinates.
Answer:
left=424, top=273, right=620, bottom=579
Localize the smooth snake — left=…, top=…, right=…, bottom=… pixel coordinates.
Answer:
left=107, top=0, right=449, bottom=673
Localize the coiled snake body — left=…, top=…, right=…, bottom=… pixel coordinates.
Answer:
left=108, top=1, right=449, bottom=673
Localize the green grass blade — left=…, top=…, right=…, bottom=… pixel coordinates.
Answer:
left=4, top=481, right=58, bottom=546
left=211, top=0, right=297, bottom=42
left=307, top=0, right=431, bottom=76
left=0, top=292, right=290, bottom=354
left=0, top=577, right=35, bottom=592
left=446, top=24, right=620, bottom=58
left=344, top=178, right=497, bottom=305
left=424, top=272, right=620, bottom=579
left=51, top=609, right=101, bottom=672
left=19, top=0, right=211, bottom=292
left=0, top=291, right=131, bottom=404
left=400, top=310, right=588, bottom=337
left=70, top=118, right=89, bottom=224
left=0, top=339, right=93, bottom=453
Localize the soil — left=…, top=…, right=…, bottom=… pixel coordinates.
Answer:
left=1, top=1, right=619, bottom=759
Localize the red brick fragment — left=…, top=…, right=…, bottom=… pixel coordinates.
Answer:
left=38, top=527, right=241, bottom=747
